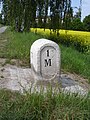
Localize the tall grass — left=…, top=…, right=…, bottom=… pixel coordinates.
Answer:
left=0, top=29, right=41, bottom=65
left=0, top=89, right=90, bottom=120
left=61, top=45, right=90, bottom=81
left=6, top=31, right=41, bottom=59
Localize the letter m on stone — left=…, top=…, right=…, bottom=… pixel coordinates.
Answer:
left=45, top=59, right=51, bottom=67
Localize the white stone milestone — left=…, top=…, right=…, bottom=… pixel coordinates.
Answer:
left=30, top=38, right=61, bottom=84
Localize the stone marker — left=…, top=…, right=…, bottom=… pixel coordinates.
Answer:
left=30, top=38, right=60, bottom=85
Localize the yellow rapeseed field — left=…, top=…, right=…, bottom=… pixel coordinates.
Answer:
left=31, top=28, right=90, bottom=52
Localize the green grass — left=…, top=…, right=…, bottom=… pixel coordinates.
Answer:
left=60, top=45, right=90, bottom=81
left=0, top=29, right=41, bottom=65
left=0, top=89, right=90, bottom=120
left=6, top=31, right=41, bottom=59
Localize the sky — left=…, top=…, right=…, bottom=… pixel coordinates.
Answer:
left=0, top=2, right=2, bottom=14
left=0, top=0, right=90, bottom=21
left=72, top=0, right=90, bottom=21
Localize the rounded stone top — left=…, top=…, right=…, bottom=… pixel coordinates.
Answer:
left=31, top=38, right=59, bottom=52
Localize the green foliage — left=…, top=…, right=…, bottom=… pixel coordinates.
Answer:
left=83, top=15, right=90, bottom=31
left=1, top=0, right=73, bottom=32
left=0, top=89, right=90, bottom=120
left=70, top=18, right=84, bottom=31
left=1, top=0, right=37, bottom=32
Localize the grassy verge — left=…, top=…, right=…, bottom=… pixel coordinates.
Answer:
left=0, top=28, right=90, bottom=81
left=61, top=45, right=90, bottom=81
left=0, top=28, right=41, bottom=65
left=0, top=89, right=90, bottom=120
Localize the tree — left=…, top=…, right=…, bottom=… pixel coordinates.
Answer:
left=1, top=0, right=8, bottom=25
left=1, top=0, right=37, bottom=32
left=62, top=0, right=73, bottom=30
left=49, top=0, right=72, bottom=33
left=83, top=15, right=90, bottom=31
left=1, top=0, right=73, bottom=32
left=43, top=0, right=49, bottom=30
left=0, top=13, right=2, bottom=24
left=36, top=0, right=44, bottom=28
left=70, top=18, right=84, bottom=31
